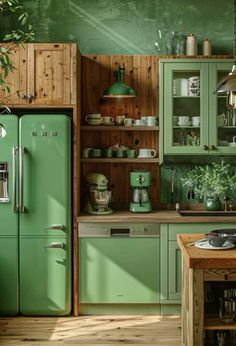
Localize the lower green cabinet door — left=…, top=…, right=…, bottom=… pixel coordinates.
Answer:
left=168, top=241, right=182, bottom=300
left=161, top=223, right=236, bottom=304
left=79, top=238, right=159, bottom=304
left=0, top=237, right=18, bottom=315
left=20, top=236, right=71, bottom=315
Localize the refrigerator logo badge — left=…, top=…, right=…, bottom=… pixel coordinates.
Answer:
left=31, top=131, right=58, bottom=136
left=0, top=124, right=6, bottom=138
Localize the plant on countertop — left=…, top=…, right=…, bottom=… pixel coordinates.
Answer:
left=181, top=161, right=236, bottom=210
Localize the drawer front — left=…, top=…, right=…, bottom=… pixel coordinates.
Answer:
left=168, top=223, right=236, bottom=240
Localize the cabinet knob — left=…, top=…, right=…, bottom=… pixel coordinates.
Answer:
left=203, top=145, right=208, bottom=150
left=210, top=145, right=216, bottom=150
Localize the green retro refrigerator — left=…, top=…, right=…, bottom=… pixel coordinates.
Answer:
left=0, top=114, right=71, bottom=315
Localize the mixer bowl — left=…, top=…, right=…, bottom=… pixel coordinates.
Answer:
left=89, top=189, right=111, bottom=208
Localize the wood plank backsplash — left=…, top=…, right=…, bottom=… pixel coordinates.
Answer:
left=80, top=55, right=161, bottom=210
left=80, top=55, right=232, bottom=211
left=81, top=55, right=159, bottom=119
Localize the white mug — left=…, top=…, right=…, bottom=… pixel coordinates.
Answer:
left=134, top=119, right=146, bottom=126
left=217, top=116, right=227, bottom=127
left=173, top=78, right=188, bottom=96
left=145, top=116, right=158, bottom=126
left=124, top=118, right=135, bottom=126
left=138, top=148, right=156, bottom=158
left=192, top=116, right=200, bottom=126
left=178, top=116, right=189, bottom=125
left=188, top=76, right=200, bottom=96
left=102, top=116, right=114, bottom=125
left=115, top=115, right=125, bottom=125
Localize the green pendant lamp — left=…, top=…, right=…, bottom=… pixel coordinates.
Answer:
left=103, top=64, right=135, bottom=98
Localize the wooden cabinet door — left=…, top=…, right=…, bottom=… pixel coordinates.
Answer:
left=0, top=43, right=27, bottom=105
left=27, top=43, right=77, bottom=105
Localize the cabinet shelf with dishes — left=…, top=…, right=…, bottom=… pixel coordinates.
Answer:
left=81, top=123, right=159, bottom=210
left=80, top=55, right=160, bottom=211
left=81, top=158, right=159, bottom=163
left=81, top=125, right=159, bottom=131
left=159, top=58, right=235, bottom=162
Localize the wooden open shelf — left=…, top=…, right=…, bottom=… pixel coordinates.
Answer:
left=81, top=158, right=159, bottom=163
left=81, top=125, right=159, bottom=131
left=205, top=316, right=236, bottom=330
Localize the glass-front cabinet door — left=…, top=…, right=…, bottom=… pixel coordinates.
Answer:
left=160, top=59, right=235, bottom=158
left=209, top=62, right=236, bottom=154
left=163, top=62, right=208, bottom=154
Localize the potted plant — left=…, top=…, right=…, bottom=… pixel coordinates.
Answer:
left=182, top=161, right=236, bottom=211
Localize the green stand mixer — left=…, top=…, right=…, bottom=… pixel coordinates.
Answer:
left=84, top=172, right=113, bottom=215
left=129, top=170, right=152, bottom=213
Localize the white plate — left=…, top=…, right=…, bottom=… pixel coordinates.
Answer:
left=195, top=240, right=235, bottom=250
left=177, top=122, right=191, bottom=126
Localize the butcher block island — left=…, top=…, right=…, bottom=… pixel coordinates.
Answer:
left=177, top=234, right=236, bottom=346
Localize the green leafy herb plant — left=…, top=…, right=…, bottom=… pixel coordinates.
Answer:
left=182, top=161, right=236, bottom=201
left=0, top=0, right=34, bottom=104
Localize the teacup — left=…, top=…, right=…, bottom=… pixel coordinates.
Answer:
left=133, top=119, right=146, bottom=126
left=115, top=149, right=126, bottom=158
left=217, top=114, right=227, bottom=127
left=102, top=116, right=114, bottom=125
left=138, top=148, right=156, bottom=158
left=188, top=76, right=200, bottom=96
left=178, top=116, right=190, bottom=126
left=126, top=149, right=137, bottom=158
left=115, top=115, right=125, bottom=125
left=141, top=116, right=148, bottom=126
left=91, top=148, right=102, bottom=157
left=192, top=116, right=200, bottom=126
left=103, top=148, right=113, bottom=158
left=145, top=116, right=158, bottom=126
left=82, top=147, right=92, bottom=158
left=173, top=78, right=188, bottom=96
left=124, top=118, right=135, bottom=126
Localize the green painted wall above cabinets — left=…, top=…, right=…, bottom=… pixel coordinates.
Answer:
left=0, top=0, right=234, bottom=54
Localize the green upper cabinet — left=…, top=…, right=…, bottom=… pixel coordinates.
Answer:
left=159, top=59, right=235, bottom=161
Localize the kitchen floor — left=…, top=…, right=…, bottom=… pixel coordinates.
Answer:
left=0, top=315, right=181, bottom=345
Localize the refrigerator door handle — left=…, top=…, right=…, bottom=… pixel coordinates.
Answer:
left=44, top=242, right=64, bottom=249
left=19, top=146, right=26, bottom=213
left=12, top=146, right=18, bottom=212
left=43, top=224, right=65, bottom=230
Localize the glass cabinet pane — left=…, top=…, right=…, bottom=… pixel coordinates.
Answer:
left=172, top=70, right=201, bottom=148
left=216, top=69, right=236, bottom=148
left=162, top=61, right=208, bottom=155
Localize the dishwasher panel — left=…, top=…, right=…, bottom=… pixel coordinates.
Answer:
left=78, top=223, right=159, bottom=304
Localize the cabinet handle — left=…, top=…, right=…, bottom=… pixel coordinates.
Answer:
left=44, top=242, right=64, bottom=249
left=12, top=146, right=18, bottom=213
left=203, top=145, right=208, bottom=150
left=210, top=145, right=216, bottom=150
left=43, top=224, right=64, bottom=230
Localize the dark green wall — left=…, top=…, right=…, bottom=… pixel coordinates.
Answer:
left=0, top=0, right=234, bottom=54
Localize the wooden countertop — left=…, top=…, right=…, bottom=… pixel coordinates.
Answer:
left=77, top=210, right=236, bottom=223
left=177, top=234, right=236, bottom=269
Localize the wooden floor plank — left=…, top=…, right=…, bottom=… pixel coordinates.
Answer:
left=0, top=315, right=181, bottom=345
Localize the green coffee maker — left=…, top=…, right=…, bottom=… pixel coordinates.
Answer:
left=129, top=170, right=152, bottom=213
